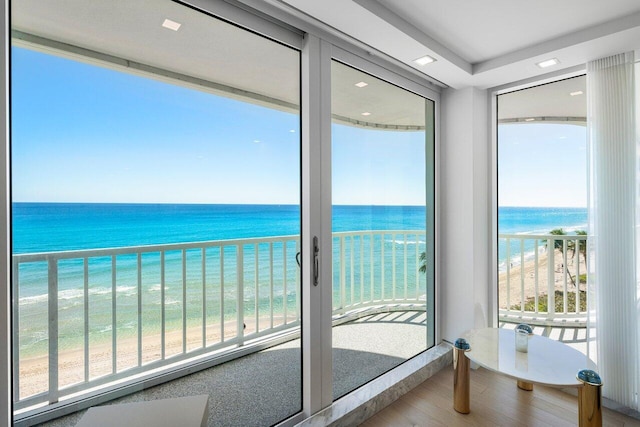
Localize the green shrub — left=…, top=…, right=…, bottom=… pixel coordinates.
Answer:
left=509, top=290, right=586, bottom=312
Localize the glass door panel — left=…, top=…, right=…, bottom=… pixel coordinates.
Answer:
left=11, top=1, right=301, bottom=425
left=330, top=60, right=434, bottom=399
left=497, top=76, right=587, bottom=352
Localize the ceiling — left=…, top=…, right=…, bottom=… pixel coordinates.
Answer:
left=279, top=0, right=640, bottom=89
left=8, top=0, right=627, bottom=122
left=12, top=0, right=301, bottom=111
left=498, top=75, right=586, bottom=125
left=11, top=0, right=431, bottom=130
left=332, top=61, right=427, bottom=129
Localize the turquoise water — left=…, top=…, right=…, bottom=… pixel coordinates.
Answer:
left=12, top=203, right=586, bottom=355
left=13, top=203, right=427, bottom=356
left=13, top=203, right=428, bottom=252
left=14, top=204, right=585, bottom=254
left=498, top=206, right=587, bottom=270
left=498, top=206, right=587, bottom=235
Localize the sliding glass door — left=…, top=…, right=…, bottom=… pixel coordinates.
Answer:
left=11, top=1, right=301, bottom=425
left=9, top=2, right=439, bottom=425
left=330, top=60, right=435, bottom=399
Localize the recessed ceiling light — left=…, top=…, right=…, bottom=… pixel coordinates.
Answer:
left=355, top=81, right=368, bottom=88
left=361, top=112, right=371, bottom=116
left=524, top=118, right=535, bottom=122
left=413, top=55, right=436, bottom=66
left=253, top=139, right=261, bottom=143
left=289, top=129, right=296, bottom=133
left=570, top=91, right=584, bottom=96
left=536, top=58, right=559, bottom=68
left=162, top=19, right=182, bottom=31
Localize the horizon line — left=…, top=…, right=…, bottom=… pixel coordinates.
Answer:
left=12, top=201, right=428, bottom=207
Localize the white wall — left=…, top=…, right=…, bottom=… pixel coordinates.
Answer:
left=440, top=87, right=492, bottom=342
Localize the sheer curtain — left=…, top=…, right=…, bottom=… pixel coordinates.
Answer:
left=587, top=51, right=639, bottom=410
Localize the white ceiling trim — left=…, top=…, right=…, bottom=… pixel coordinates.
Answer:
left=352, top=0, right=470, bottom=73
left=236, top=0, right=447, bottom=90
left=288, top=0, right=640, bottom=89
left=474, top=11, right=640, bottom=74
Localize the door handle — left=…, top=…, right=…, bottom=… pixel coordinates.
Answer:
left=313, top=236, right=319, bottom=286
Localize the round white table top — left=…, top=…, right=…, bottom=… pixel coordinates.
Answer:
left=461, top=328, right=594, bottom=388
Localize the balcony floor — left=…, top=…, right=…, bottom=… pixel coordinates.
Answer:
left=499, top=320, right=589, bottom=355
left=34, top=310, right=427, bottom=427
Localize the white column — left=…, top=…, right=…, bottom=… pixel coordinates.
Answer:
left=587, top=51, right=638, bottom=410
left=441, top=87, right=491, bottom=342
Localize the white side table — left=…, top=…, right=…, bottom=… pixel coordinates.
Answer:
left=453, top=328, right=602, bottom=427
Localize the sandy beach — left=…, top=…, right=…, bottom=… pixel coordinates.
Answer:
left=17, top=314, right=298, bottom=400
left=498, top=247, right=587, bottom=310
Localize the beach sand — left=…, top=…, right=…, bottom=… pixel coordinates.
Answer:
left=17, top=314, right=298, bottom=400
left=498, top=248, right=587, bottom=311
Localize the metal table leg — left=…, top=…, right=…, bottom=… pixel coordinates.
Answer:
left=517, top=380, right=534, bottom=391
left=453, top=338, right=471, bottom=414
left=577, top=369, right=602, bottom=427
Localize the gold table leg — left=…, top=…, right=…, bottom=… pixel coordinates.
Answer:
left=517, top=380, right=533, bottom=391
left=453, top=338, right=471, bottom=414
left=577, top=370, right=602, bottom=427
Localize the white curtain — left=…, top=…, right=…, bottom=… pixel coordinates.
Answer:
left=587, top=51, right=639, bottom=410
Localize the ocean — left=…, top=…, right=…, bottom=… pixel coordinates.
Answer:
left=498, top=206, right=587, bottom=235
left=13, top=204, right=586, bottom=254
left=12, top=203, right=428, bottom=357
left=498, top=206, right=588, bottom=271
left=12, top=203, right=427, bottom=253
left=12, top=203, right=586, bottom=357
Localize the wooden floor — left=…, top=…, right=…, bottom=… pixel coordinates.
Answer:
left=361, top=366, right=640, bottom=427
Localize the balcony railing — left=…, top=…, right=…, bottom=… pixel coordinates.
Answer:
left=498, top=233, right=588, bottom=326
left=12, top=230, right=426, bottom=419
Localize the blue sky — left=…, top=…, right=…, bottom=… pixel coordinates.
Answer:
left=332, top=124, right=426, bottom=206
left=11, top=47, right=300, bottom=204
left=12, top=46, right=585, bottom=207
left=11, top=46, right=427, bottom=206
left=498, top=123, right=587, bottom=207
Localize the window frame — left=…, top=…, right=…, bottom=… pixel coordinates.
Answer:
left=2, top=0, right=442, bottom=425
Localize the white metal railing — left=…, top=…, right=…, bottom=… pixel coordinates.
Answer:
left=498, top=233, right=588, bottom=325
left=332, top=231, right=426, bottom=314
left=12, top=230, right=426, bottom=417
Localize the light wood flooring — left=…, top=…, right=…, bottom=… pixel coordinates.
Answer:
left=361, top=366, right=640, bottom=427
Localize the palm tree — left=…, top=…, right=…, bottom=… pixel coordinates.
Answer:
left=547, top=228, right=588, bottom=287
left=419, top=251, right=426, bottom=274
left=549, top=228, right=567, bottom=253
left=568, top=230, right=587, bottom=268
left=547, top=228, right=576, bottom=286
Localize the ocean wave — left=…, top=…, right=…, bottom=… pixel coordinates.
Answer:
left=508, top=224, right=588, bottom=236
left=19, top=285, right=141, bottom=305
left=59, top=289, right=86, bottom=301
left=97, top=325, right=112, bottom=334
left=19, top=293, right=49, bottom=305
left=19, top=330, right=47, bottom=347
left=388, top=239, right=427, bottom=245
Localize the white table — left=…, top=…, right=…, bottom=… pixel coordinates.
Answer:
left=453, top=328, right=602, bottom=426
left=464, top=328, right=588, bottom=388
